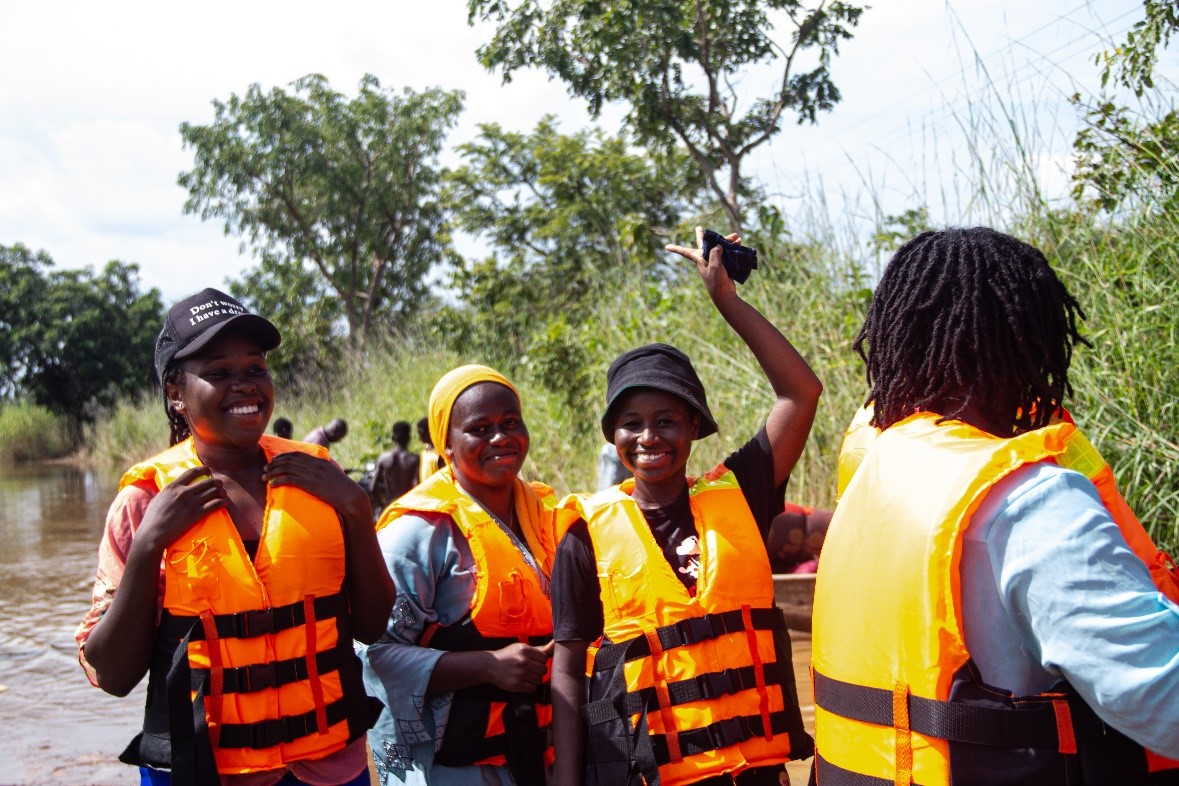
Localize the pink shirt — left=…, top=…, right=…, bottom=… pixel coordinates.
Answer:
left=76, top=481, right=369, bottom=786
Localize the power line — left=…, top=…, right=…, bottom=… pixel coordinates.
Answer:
left=758, top=4, right=1145, bottom=199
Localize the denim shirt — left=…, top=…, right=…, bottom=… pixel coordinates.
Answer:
left=961, top=462, right=1179, bottom=757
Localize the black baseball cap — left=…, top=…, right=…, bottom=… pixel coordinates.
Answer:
left=601, top=343, right=718, bottom=442
left=154, top=288, right=281, bottom=383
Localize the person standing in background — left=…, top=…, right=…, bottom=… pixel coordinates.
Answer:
left=370, top=421, right=421, bottom=511
left=304, top=417, right=347, bottom=448
left=272, top=416, right=293, bottom=440
left=416, top=416, right=444, bottom=484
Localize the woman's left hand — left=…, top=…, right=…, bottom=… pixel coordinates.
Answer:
left=263, top=452, right=371, bottom=522
left=666, top=225, right=738, bottom=301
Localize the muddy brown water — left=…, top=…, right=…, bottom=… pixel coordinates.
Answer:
left=0, top=463, right=142, bottom=784
left=0, top=463, right=816, bottom=785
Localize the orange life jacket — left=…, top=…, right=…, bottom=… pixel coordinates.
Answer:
left=813, top=412, right=1179, bottom=785
left=562, top=467, right=813, bottom=786
left=118, top=436, right=377, bottom=784
left=377, top=468, right=565, bottom=785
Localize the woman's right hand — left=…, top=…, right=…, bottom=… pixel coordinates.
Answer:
left=489, top=640, right=554, bottom=693
left=135, top=466, right=227, bottom=554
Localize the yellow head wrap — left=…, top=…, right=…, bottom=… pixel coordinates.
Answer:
left=428, top=364, right=520, bottom=464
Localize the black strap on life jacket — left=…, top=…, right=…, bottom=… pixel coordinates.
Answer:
left=424, top=620, right=551, bottom=786
left=141, top=591, right=378, bottom=786
left=814, top=751, right=916, bottom=786
left=582, top=662, right=793, bottom=724
left=813, top=670, right=1070, bottom=750
left=589, top=607, right=786, bottom=675
left=586, top=606, right=806, bottom=786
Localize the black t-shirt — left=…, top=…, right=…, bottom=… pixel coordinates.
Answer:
left=552, top=427, right=784, bottom=643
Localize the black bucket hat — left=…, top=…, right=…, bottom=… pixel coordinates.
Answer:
left=601, top=343, right=718, bottom=443
left=154, top=288, right=281, bottom=383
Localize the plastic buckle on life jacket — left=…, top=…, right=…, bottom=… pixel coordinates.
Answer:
left=251, top=713, right=312, bottom=749
left=243, top=662, right=276, bottom=692
left=678, top=614, right=721, bottom=645
left=234, top=609, right=276, bottom=638
left=708, top=716, right=749, bottom=750
left=699, top=668, right=739, bottom=699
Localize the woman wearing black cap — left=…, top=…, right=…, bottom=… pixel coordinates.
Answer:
left=549, top=228, right=822, bottom=786
left=76, top=288, right=395, bottom=786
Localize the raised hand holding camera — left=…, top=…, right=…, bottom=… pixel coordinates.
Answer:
left=700, top=228, right=759, bottom=284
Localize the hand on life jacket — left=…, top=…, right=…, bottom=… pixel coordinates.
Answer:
left=263, top=450, right=371, bottom=520
left=138, top=465, right=228, bottom=552
left=489, top=639, right=554, bottom=693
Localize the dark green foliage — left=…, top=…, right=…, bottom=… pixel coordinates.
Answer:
left=468, top=0, right=864, bottom=229
left=1095, top=0, right=1178, bottom=97
left=0, top=244, right=52, bottom=400
left=179, top=74, right=464, bottom=346
left=438, top=118, right=707, bottom=415
left=1072, top=3, right=1179, bottom=214
left=1072, top=101, right=1179, bottom=214
left=0, top=244, right=162, bottom=427
left=1035, top=214, right=1179, bottom=548
left=229, top=256, right=342, bottom=386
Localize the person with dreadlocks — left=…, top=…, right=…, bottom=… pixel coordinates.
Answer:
left=75, top=288, right=395, bottom=786
left=810, top=228, right=1179, bottom=785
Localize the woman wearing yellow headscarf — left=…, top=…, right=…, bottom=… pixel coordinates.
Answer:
left=361, top=366, right=568, bottom=786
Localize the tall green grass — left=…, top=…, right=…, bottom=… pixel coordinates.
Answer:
left=0, top=402, right=75, bottom=462
left=86, top=208, right=1179, bottom=551
left=86, top=61, right=1179, bottom=548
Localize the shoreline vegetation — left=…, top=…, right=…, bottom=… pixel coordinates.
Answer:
left=3, top=8, right=1177, bottom=549
left=3, top=206, right=1178, bottom=550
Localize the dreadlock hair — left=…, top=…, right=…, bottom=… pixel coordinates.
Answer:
left=854, top=227, right=1089, bottom=434
left=162, top=363, right=191, bottom=445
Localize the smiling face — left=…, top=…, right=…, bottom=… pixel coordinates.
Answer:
left=610, top=388, right=700, bottom=491
left=166, top=330, right=274, bottom=453
left=445, top=382, right=529, bottom=499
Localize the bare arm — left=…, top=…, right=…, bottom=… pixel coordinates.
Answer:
left=667, top=226, right=823, bottom=486
left=264, top=452, right=396, bottom=643
left=84, top=467, right=228, bottom=697
left=553, top=639, right=590, bottom=786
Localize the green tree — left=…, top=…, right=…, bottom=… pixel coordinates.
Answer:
left=1072, top=2, right=1179, bottom=213
left=229, top=256, right=341, bottom=383
left=1095, top=0, right=1178, bottom=97
left=468, top=0, right=864, bottom=230
left=179, top=74, right=464, bottom=345
left=441, top=117, right=705, bottom=359
left=0, top=244, right=162, bottom=426
left=0, top=244, right=51, bottom=399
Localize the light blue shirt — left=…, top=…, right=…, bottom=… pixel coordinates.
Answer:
left=360, top=511, right=517, bottom=786
left=961, top=462, right=1179, bottom=757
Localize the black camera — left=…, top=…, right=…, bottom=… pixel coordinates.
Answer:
left=701, top=229, right=758, bottom=284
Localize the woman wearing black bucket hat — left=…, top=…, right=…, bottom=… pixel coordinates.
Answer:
left=76, top=288, right=395, bottom=786
left=550, top=228, right=822, bottom=785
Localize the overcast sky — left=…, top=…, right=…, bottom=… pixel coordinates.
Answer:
left=2, top=0, right=1173, bottom=303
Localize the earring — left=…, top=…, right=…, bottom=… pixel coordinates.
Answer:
left=174, top=401, right=186, bottom=411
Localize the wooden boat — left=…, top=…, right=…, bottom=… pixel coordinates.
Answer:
left=773, top=573, right=816, bottom=631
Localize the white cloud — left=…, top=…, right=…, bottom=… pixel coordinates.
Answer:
left=0, top=0, right=1169, bottom=301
